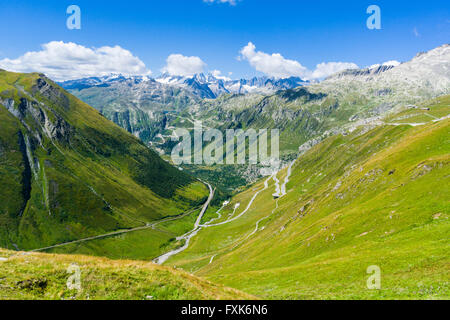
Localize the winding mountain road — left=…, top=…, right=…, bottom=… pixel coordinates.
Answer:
left=153, top=113, right=450, bottom=265
left=201, top=175, right=273, bottom=228
left=153, top=181, right=215, bottom=264
left=155, top=162, right=297, bottom=264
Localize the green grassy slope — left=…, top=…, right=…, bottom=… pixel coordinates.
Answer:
left=164, top=96, right=450, bottom=299
left=0, top=70, right=208, bottom=252
left=0, top=248, right=253, bottom=300
left=45, top=206, right=204, bottom=261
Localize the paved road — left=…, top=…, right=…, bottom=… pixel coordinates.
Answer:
left=194, top=182, right=215, bottom=228
left=153, top=182, right=215, bottom=264
left=202, top=175, right=273, bottom=228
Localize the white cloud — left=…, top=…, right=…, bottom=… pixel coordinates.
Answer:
left=239, top=42, right=309, bottom=79
left=413, top=27, right=421, bottom=37
left=203, top=0, right=237, bottom=5
left=0, top=41, right=151, bottom=81
left=369, top=60, right=401, bottom=69
left=162, top=54, right=206, bottom=77
left=211, top=70, right=231, bottom=81
left=310, top=62, right=359, bottom=79
left=382, top=60, right=401, bottom=67
left=239, top=42, right=358, bottom=80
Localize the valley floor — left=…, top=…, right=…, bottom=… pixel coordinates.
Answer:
left=159, top=97, right=450, bottom=300
left=1, top=95, right=449, bottom=300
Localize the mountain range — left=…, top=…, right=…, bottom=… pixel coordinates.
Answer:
left=56, top=45, right=450, bottom=191
left=155, top=73, right=309, bottom=97
left=61, top=73, right=309, bottom=100
left=58, top=73, right=307, bottom=149
left=0, top=44, right=449, bottom=300
left=164, top=95, right=450, bottom=299
left=157, top=44, right=450, bottom=188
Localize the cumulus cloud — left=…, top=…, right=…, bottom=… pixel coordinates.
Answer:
left=203, top=0, right=237, bottom=5
left=369, top=60, right=401, bottom=69
left=211, top=70, right=231, bottom=81
left=310, top=62, right=359, bottom=79
left=0, top=41, right=151, bottom=81
left=162, top=54, right=206, bottom=77
left=239, top=42, right=358, bottom=80
left=382, top=60, right=401, bottom=67
left=239, top=42, right=309, bottom=79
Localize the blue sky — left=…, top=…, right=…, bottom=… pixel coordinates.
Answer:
left=0, top=0, right=448, bottom=80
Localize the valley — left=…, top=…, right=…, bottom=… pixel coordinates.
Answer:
left=0, top=44, right=449, bottom=301
left=61, top=45, right=450, bottom=193
left=161, top=96, right=450, bottom=299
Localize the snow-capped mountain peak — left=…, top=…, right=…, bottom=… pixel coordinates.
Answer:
left=154, top=73, right=309, bottom=98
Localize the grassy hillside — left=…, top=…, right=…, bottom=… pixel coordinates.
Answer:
left=45, top=206, right=205, bottom=261
left=0, top=70, right=208, bottom=253
left=0, top=248, right=252, bottom=300
left=163, top=96, right=450, bottom=299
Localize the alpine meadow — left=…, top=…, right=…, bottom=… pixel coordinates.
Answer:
left=0, top=0, right=449, bottom=306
